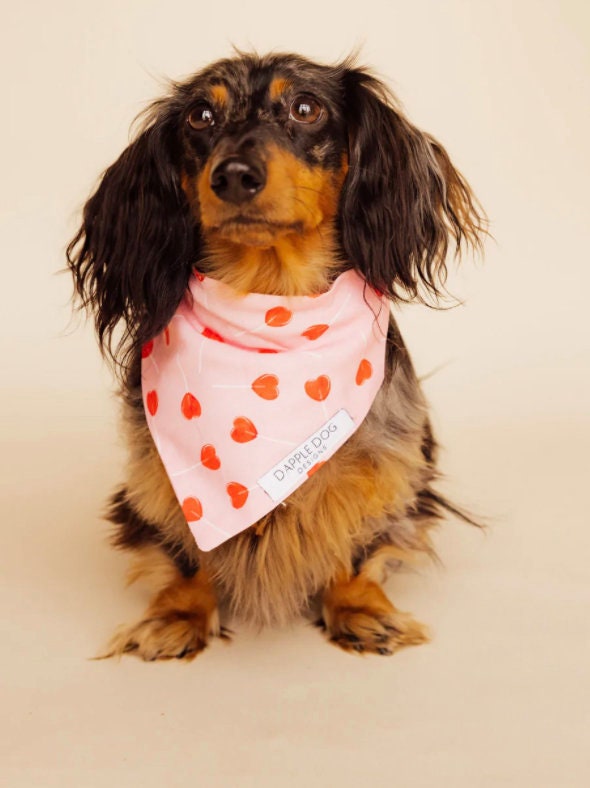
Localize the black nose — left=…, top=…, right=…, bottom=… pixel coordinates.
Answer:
left=210, top=156, right=266, bottom=204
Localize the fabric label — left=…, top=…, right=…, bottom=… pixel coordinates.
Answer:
left=257, top=409, right=355, bottom=502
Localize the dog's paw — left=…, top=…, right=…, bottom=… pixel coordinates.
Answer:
left=97, top=609, right=230, bottom=662
left=317, top=574, right=429, bottom=656
left=316, top=606, right=429, bottom=655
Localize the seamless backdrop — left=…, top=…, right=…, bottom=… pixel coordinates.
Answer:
left=1, top=2, right=589, bottom=787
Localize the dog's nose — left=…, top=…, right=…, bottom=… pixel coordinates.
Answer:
left=210, top=156, right=266, bottom=204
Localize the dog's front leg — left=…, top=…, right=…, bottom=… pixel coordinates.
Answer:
left=317, top=560, right=429, bottom=656
left=99, top=550, right=227, bottom=661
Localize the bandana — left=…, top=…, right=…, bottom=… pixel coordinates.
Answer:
left=141, top=269, right=389, bottom=551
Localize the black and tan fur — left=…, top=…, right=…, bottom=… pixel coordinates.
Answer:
left=67, top=51, right=486, bottom=660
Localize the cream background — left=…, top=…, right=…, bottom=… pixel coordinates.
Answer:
left=1, top=1, right=589, bottom=786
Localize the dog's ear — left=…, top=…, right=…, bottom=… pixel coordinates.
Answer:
left=338, top=67, right=486, bottom=302
left=67, top=109, right=198, bottom=369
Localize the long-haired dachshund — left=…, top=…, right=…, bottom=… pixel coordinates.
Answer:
left=67, top=51, right=486, bottom=661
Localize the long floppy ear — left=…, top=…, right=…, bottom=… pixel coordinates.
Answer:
left=338, top=67, right=487, bottom=302
left=67, top=109, right=198, bottom=372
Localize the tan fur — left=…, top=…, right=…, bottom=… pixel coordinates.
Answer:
left=320, top=571, right=429, bottom=655
left=269, top=77, right=290, bottom=102
left=98, top=558, right=224, bottom=661
left=210, top=83, right=228, bottom=107
left=125, top=544, right=181, bottom=591
left=180, top=170, right=198, bottom=207
left=198, top=224, right=341, bottom=296
left=361, top=543, right=427, bottom=584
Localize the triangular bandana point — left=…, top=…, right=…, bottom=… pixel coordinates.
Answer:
left=141, top=270, right=389, bottom=551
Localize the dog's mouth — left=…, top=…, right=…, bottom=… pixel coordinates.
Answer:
left=219, top=216, right=303, bottom=230
left=205, top=214, right=305, bottom=247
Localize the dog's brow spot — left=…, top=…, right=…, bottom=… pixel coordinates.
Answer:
left=210, top=84, right=228, bottom=106
left=269, top=78, right=290, bottom=102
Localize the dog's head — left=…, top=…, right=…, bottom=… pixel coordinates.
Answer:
left=67, top=51, right=486, bottom=369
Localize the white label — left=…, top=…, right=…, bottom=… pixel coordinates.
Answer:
left=257, top=409, right=355, bottom=502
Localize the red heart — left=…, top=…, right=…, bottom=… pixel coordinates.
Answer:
left=301, top=324, right=329, bottom=341
left=306, top=461, right=326, bottom=478
left=182, top=497, right=203, bottom=522
left=304, top=375, right=331, bottom=402
left=141, top=340, right=154, bottom=358
left=227, top=482, right=249, bottom=509
left=355, top=359, right=373, bottom=385
left=252, top=374, right=279, bottom=400
left=201, top=444, right=221, bottom=471
left=202, top=326, right=224, bottom=342
left=146, top=390, right=158, bottom=416
left=181, top=392, right=202, bottom=419
left=231, top=416, right=258, bottom=443
left=265, top=306, right=292, bottom=327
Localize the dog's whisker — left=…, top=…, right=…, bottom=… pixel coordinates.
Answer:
left=293, top=184, right=325, bottom=196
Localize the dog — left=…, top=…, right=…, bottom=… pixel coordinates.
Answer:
left=67, top=51, right=486, bottom=661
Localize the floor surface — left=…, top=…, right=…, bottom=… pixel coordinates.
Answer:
left=2, top=388, right=588, bottom=787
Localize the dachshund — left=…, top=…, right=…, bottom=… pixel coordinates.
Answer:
left=67, top=51, right=486, bottom=661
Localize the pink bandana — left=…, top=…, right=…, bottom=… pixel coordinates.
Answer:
left=141, top=269, right=389, bottom=551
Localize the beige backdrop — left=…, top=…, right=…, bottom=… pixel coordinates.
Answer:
left=1, top=1, right=589, bottom=786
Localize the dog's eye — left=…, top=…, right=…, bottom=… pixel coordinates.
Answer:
left=187, top=102, right=216, bottom=130
left=289, top=94, right=324, bottom=124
